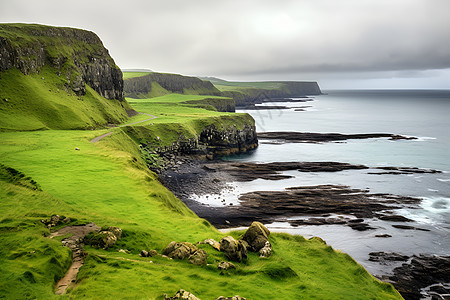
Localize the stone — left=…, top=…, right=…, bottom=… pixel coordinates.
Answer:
left=199, top=238, right=221, bottom=251
left=140, top=250, right=149, bottom=257
left=107, top=226, right=122, bottom=239
left=240, top=222, right=270, bottom=252
left=164, top=289, right=201, bottom=300
left=258, top=241, right=272, bottom=258
left=188, top=249, right=207, bottom=265
left=218, top=261, right=236, bottom=271
left=220, top=236, right=247, bottom=262
left=84, top=231, right=117, bottom=249
left=75, top=147, right=80, bottom=151
left=148, top=249, right=158, bottom=257
left=215, top=296, right=246, bottom=300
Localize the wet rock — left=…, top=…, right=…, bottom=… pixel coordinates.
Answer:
left=259, top=241, right=272, bottom=258
left=218, top=261, right=236, bottom=271
left=379, top=215, right=413, bottom=222
left=188, top=249, right=207, bottom=265
left=392, top=225, right=430, bottom=231
left=164, top=289, right=200, bottom=300
left=380, top=255, right=450, bottom=300
left=220, top=236, right=247, bottom=262
left=375, top=234, right=392, bottom=238
left=368, top=252, right=409, bottom=264
left=241, top=222, right=270, bottom=252
left=257, top=131, right=417, bottom=143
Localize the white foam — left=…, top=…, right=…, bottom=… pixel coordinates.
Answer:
left=414, top=136, right=437, bottom=142
left=437, top=178, right=450, bottom=182
left=421, top=197, right=450, bottom=214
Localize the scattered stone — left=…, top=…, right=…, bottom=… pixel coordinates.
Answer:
left=199, top=238, right=221, bottom=251
left=188, top=249, right=207, bottom=265
left=75, top=147, right=80, bottom=151
left=107, top=226, right=122, bottom=239
left=118, top=249, right=129, bottom=254
left=218, top=261, right=236, bottom=271
left=240, top=221, right=270, bottom=252
left=149, top=249, right=158, bottom=257
left=162, top=241, right=207, bottom=265
left=219, top=236, right=247, bottom=262
left=84, top=229, right=119, bottom=249
left=215, top=296, right=246, bottom=300
left=140, top=250, right=149, bottom=257
left=259, top=241, right=272, bottom=258
left=164, top=289, right=200, bottom=300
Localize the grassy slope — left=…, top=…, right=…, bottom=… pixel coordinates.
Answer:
left=0, top=67, right=130, bottom=131
left=0, top=93, right=402, bottom=299
left=122, top=72, right=152, bottom=80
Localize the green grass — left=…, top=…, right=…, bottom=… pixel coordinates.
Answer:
left=122, top=72, right=153, bottom=80
left=214, top=82, right=284, bottom=92
left=0, top=127, right=401, bottom=299
left=0, top=67, right=130, bottom=131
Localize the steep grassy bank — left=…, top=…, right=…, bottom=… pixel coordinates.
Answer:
left=0, top=23, right=132, bottom=131
left=0, top=127, right=401, bottom=299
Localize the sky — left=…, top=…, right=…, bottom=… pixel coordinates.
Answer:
left=1, top=0, right=450, bottom=89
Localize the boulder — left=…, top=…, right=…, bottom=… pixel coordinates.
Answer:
left=164, top=289, right=200, bottom=300
left=84, top=231, right=117, bottom=249
left=199, top=238, right=221, bottom=251
left=218, top=261, right=236, bottom=271
left=163, top=242, right=197, bottom=260
left=215, top=296, right=246, bottom=300
left=140, top=250, right=149, bottom=257
left=240, top=222, right=270, bottom=252
left=149, top=249, right=158, bottom=257
left=107, top=226, right=122, bottom=239
left=258, top=241, right=272, bottom=258
left=220, top=236, right=247, bottom=262
left=163, top=242, right=207, bottom=265
left=188, top=249, right=207, bottom=265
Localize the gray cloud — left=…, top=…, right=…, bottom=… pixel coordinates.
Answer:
left=1, top=0, right=449, bottom=88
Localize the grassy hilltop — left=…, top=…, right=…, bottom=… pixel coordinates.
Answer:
left=0, top=24, right=402, bottom=299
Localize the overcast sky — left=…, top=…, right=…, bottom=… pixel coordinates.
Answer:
left=1, top=0, right=450, bottom=89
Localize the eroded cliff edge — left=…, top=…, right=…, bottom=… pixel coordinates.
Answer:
left=0, top=23, right=124, bottom=101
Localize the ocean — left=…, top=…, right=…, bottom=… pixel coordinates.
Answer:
left=199, top=90, right=450, bottom=276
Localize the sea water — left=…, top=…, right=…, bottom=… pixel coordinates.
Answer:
left=206, top=90, right=450, bottom=276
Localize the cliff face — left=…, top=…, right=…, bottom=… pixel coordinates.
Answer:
left=0, top=24, right=124, bottom=101
left=124, top=72, right=221, bottom=98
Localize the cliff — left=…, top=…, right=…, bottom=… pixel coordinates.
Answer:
left=0, top=24, right=131, bottom=130
left=124, top=72, right=221, bottom=98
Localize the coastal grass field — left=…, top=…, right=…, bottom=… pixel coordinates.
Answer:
left=0, top=91, right=402, bottom=299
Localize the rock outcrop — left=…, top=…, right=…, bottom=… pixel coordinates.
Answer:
left=0, top=23, right=124, bottom=100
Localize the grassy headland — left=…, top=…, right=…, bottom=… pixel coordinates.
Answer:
left=0, top=24, right=401, bottom=299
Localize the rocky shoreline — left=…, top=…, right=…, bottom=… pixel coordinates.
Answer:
left=159, top=155, right=447, bottom=300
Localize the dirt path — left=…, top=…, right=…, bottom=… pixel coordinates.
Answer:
left=51, top=223, right=100, bottom=295
left=89, top=112, right=157, bottom=143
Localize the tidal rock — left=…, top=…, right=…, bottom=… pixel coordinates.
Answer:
left=164, top=289, right=200, bottom=300
left=218, top=261, right=236, bottom=271
left=259, top=241, right=272, bottom=258
left=188, top=249, right=207, bottom=265
left=220, top=236, right=247, bottom=262
left=240, top=222, right=270, bottom=252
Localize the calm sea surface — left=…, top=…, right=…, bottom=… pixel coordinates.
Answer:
left=208, top=90, right=450, bottom=275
